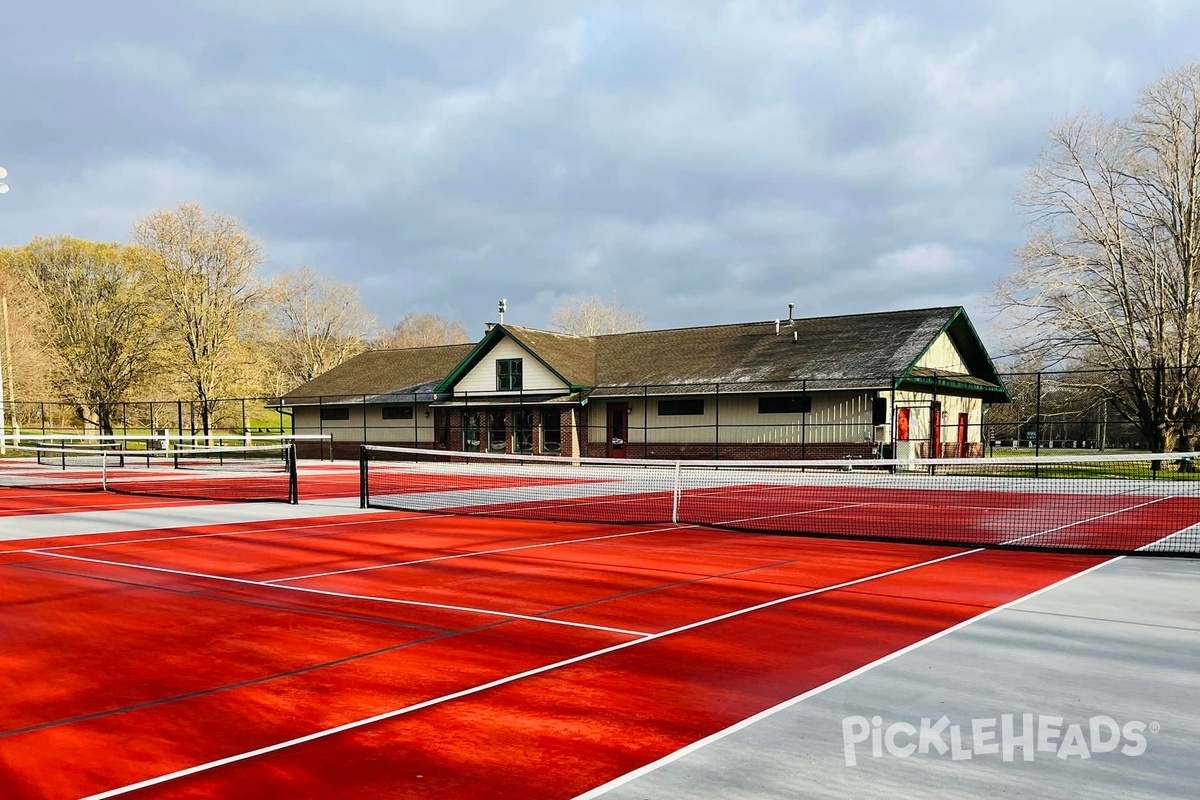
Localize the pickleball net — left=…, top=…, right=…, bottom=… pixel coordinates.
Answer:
left=360, top=445, right=1200, bottom=555
left=1, top=443, right=299, bottom=504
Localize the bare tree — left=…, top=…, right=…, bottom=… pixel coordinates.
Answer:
left=133, top=203, right=263, bottom=435
left=263, top=266, right=376, bottom=391
left=374, top=312, right=471, bottom=349
left=2, top=237, right=162, bottom=434
left=996, top=63, right=1200, bottom=452
left=548, top=293, right=646, bottom=336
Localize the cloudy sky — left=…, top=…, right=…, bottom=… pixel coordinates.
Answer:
left=0, top=1, right=1196, bottom=342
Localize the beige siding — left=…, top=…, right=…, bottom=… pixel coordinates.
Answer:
left=454, top=337, right=568, bottom=395
left=586, top=390, right=983, bottom=447
left=293, top=403, right=437, bottom=443
left=916, top=332, right=969, bottom=372
left=588, top=392, right=881, bottom=445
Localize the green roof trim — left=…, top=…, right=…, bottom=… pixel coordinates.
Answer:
left=895, top=307, right=1010, bottom=402
left=899, top=375, right=1009, bottom=401
left=433, top=327, right=505, bottom=394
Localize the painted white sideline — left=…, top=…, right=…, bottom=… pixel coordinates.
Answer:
left=76, top=547, right=982, bottom=799
left=573, top=555, right=1124, bottom=799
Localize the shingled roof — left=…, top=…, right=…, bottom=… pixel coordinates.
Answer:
left=282, top=306, right=1007, bottom=405
left=282, top=343, right=475, bottom=404
left=592, top=306, right=988, bottom=388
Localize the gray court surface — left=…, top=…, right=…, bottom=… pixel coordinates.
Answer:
left=590, top=555, right=1200, bottom=800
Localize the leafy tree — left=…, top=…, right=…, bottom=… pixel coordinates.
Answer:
left=3, top=237, right=162, bottom=434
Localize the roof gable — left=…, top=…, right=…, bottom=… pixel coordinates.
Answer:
left=436, top=325, right=595, bottom=393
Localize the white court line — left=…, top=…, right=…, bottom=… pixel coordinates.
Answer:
left=77, top=546, right=980, bottom=800
left=424, top=481, right=775, bottom=518
left=719, top=502, right=867, bottom=526
left=266, top=523, right=694, bottom=583
left=270, top=499, right=890, bottom=585
left=1137, top=514, right=1200, bottom=551
left=573, top=553, right=1124, bottom=799
left=1000, top=496, right=1171, bottom=545
left=0, top=511, right=445, bottom=554
left=29, top=551, right=651, bottom=638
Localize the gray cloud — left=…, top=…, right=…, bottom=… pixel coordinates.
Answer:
left=1, top=0, right=1198, bottom=346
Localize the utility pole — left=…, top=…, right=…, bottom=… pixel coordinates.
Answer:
left=0, top=168, right=8, bottom=453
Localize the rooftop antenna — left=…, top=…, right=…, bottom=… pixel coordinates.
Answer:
left=498, top=298, right=507, bottom=324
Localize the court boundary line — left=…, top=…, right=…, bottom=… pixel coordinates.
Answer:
left=0, top=511, right=459, bottom=554
left=77, top=546, right=980, bottom=800
left=265, top=523, right=698, bottom=583
left=28, top=551, right=652, bottom=638
left=1000, top=496, right=1170, bottom=545
left=571, top=553, right=1123, bottom=799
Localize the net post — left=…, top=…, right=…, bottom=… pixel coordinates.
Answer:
left=288, top=444, right=299, bottom=504
left=671, top=460, right=681, bottom=524
left=359, top=445, right=369, bottom=509
left=101, top=449, right=108, bottom=492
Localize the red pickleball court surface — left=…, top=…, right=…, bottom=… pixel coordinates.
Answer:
left=0, top=507, right=1108, bottom=799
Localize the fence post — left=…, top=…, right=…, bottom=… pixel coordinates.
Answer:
left=1034, top=372, right=1043, bottom=477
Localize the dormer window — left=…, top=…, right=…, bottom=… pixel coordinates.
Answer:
left=497, top=358, right=523, bottom=391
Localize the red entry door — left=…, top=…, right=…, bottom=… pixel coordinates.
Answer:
left=957, top=412, right=969, bottom=457
left=607, top=403, right=627, bottom=458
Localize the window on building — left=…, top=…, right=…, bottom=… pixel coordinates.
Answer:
left=658, top=398, right=704, bottom=416
left=487, top=410, right=507, bottom=452
left=757, top=396, right=811, bottom=414
left=515, top=410, right=534, bottom=453
left=497, top=359, right=523, bottom=391
left=433, top=409, right=449, bottom=447
left=463, top=412, right=481, bottom=451
left=872, top=397, right=888, bottom=425
left=541, top=410, right=561, bottom=453
left=381, top=405, right=414, bottom=420
left=320, top=407, right=350, bottom=421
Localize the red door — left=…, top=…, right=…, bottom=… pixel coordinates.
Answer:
left=957, top=412, right=969, bottom=457
left=896, top=408, right=910, bottom=440
left=930, top=404, right=942, bottom=458
left=607, top=403, right=627, bottom=458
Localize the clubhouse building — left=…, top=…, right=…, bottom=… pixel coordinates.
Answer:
left=279, top=306, right=1009, bottom=461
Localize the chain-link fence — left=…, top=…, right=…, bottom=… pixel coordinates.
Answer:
left=3, top=365, right=1195, bottom=461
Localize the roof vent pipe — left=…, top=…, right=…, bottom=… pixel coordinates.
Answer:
left=775, top=319, right=780, bottom=335
left=788, top=303, right=795, bottom=325
left=793, top=330, right=798, bottom=343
